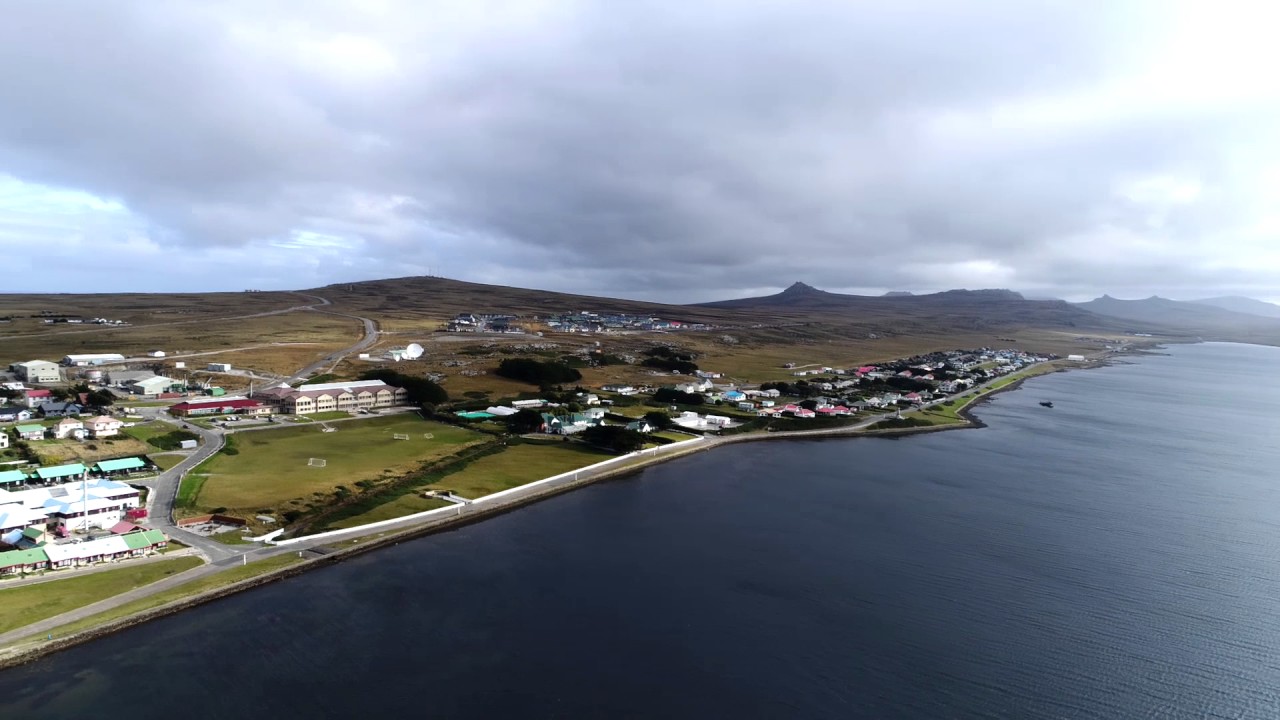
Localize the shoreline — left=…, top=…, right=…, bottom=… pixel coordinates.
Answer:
left=0, top=354, right=1116, bottom=669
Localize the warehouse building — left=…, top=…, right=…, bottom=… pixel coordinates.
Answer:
left=61, top=353, right=126, bottom=367
left=9, top=360, right=61, bottom=384
left=127, top=375, right=179, bottom=396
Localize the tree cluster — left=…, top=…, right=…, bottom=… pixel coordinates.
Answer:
left=581, top=425, right=646, bottom=454
left=359, top=369, right=449, bottom=405
left=505, top=408, right=546, bottom=434
left=640, top=346, right=699, bottom=374
left=494, top=358, right=582, bottom=387
left=652, top=388, right=704, bottom=406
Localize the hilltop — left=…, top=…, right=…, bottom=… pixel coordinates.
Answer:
left=1074, top=295, right=1280, bottom=342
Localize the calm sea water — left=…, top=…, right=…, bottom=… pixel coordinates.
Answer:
left=3, top=342, right=1280, bottom=719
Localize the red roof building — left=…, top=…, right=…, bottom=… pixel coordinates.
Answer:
left=169, top=398, right=271, bottom=417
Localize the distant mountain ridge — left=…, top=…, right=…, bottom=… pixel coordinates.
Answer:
left=692, top=282, right=1117, bottom=332
left=1190, top=296, right=1280, bottom=319
left=697, top=282, right=1028, bottom=309
left=1074, top=295, right=1280, bottom=338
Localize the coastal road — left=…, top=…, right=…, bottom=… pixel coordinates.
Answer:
left=137, top=294, right=381, bottom=562
left=131, top=408, right=239, bottom=562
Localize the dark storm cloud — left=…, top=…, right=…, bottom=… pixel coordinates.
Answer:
left=0, top=1, right=1276, bottom=299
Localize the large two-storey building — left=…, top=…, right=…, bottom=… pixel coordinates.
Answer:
left=253, top=379, right=409, bottom=414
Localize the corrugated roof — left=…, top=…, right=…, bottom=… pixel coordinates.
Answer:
left=15, top=424, right=43, bottom=433
left=96, top=457, right=147, bottom=472
left=35, top=463, right=87, bottom=480
left=45, top=535, right=131, bottom=563
left=0, top=470, right=28, bottom=484
left=122, top=529, right=167, bottom=549
left=0, top=547, right=48, bottom=568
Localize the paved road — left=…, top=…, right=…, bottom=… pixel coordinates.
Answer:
left=288, top=294, right=381, bottom=381
left=134, top=292, right=382, bottom=561
left=127, top=408, right=238, bottom=561
left=0, top=293, right=330, bottom=342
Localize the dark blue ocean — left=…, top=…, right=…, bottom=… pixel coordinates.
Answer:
left=3, top=342, right=1280, bottom=719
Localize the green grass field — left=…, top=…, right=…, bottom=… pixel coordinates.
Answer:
left=327, top=495, right=454, bottom=529
left=24, top=554, right=304, bottom=643
left=150, top=454, right=187, bottom=471
left=120, top=422, right=171, bottom=445
left=430, top=442, right=614, bottom=499
left=0, top=556, right=204, bottom=634
left=187, top=415, right=486, bottom=511
left=653, top=430, right=697, bottom=442
left=294, top=411, right=351, bottom=422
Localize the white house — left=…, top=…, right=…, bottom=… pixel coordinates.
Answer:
left=53, top=417, right=85, bottom=440
left=0, top=431, right=8, bottom=450
left=87, top=416, right=123, bottom=438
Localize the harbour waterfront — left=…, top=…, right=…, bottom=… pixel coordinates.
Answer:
left=3, top=342, right=1280, bottom=718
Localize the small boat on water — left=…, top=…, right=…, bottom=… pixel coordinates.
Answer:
left=1039, top=401, right=1054, bottom=408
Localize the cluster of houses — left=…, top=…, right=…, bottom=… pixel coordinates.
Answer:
left=447, top=314, right=525, bottom=333
left=2, top=384, right=125, bottom=444
left=595, top=348, right=1049, bottom=423
left=0, top=525, right=167, bottom=576
left=446, top=310, right=712, bottom=334
left=39, top=316, right=129, bottom=326
left=541, top=311, right=706, bottom=333
left=0, top=459, right=152, bottom=494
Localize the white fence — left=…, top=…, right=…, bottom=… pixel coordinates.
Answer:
left=272, top=436, right=706, bottom=547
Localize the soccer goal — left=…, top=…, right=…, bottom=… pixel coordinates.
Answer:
left=393, top=433, right=411, bottom=440
left=307, top=458, right=327, bottom=468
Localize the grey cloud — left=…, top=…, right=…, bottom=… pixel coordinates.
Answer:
left=0, top=1, right=1275, bottom=300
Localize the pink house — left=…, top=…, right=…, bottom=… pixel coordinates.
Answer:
left=794, top=408, right=816, bottom=418
left=905, top=392, right=923, bottom=404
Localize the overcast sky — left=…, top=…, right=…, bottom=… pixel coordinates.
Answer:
left=1, top=1, right=1277, bottom=303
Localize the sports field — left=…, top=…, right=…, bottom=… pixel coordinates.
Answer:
left=187, top=415, right=486, bottom=511
left=430, top=442, right=614, bottom=499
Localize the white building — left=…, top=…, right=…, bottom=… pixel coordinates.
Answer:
left=86, top=416, right=124, bottom=438
left=0, top=477, right=140, bottom=533
left=0, top=431, right=8, bottom=450
left=148, top=350, right=167, bottom=358
left=61, top=354, right=126, bottom=367
left=128, top=376, right=176, bottom=396
left=11, top=360, right=61, bottom=384
left=207, top=363, right=232, bottom=372
left=53, top=417, right=85, bottom=440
